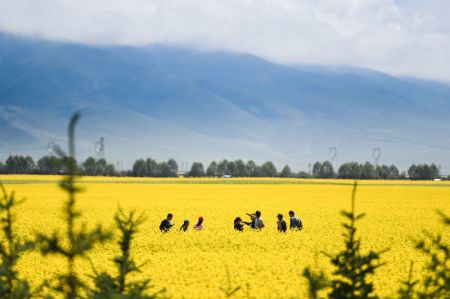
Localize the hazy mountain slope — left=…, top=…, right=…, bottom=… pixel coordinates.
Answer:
left=1, top=33, right=449, bottom=172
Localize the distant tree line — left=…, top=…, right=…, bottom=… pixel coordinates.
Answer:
left=407, top=164, right=440, bottom=180
left=0, top=155, right=117, bottom=176
left=131, top=158, right=178, bottom=177
left=0, top=155, right=445, bottom=180
left=204, top=160, right=279, bottom=177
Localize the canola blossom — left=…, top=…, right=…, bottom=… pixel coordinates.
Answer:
left=1, top=175, right=449, bottom=298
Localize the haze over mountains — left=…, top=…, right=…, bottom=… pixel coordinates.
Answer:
left=1, top=33, right=449, bottom=173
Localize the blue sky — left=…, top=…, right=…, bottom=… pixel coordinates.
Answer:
left=0, top=0, right=449, bottom=81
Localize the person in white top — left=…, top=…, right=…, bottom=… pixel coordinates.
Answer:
left=253, top=210, right=265, bottom=230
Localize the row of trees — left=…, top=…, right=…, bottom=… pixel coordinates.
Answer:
left=193, top=160, right=279, bottom=177
left=311, top=161, right=440, bottom=180
left=407, top=164, right=440, bottom=180
left=0, top=155, right=444, bottom=180
left=311, top=161, right=402, bottom=180
left=131, top=158, right=178, bottom=177
left=0, top=155, right=117, bottom=176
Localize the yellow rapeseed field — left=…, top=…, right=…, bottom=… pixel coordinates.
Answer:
left=1, top=175, right=449, bottom=298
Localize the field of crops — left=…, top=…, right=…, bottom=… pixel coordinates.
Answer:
left=1, top=175, right=449, bottom=298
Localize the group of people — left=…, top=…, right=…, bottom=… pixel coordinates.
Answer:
left=159, top=210, right=303, bottom=233
left=159, top=213, right=204, bottom=232
left=233, top=210, right=302, bottom=232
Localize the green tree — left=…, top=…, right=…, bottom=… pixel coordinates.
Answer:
left=217, top=160, right=229, bottom=176
left=246, top=160, right=259, bottom=177
left=61, top=157, right=78, bottom=175
left=82, top=157, right=97, bottom=176
left=327, top=182, right=384, bottom=299
left=302, top=266, right=329, bottom=299
left=280, top=165, right=292, bottom=178
left=375, top=165, right=390, bottom=179
left=388, top=165, right=399, bottom=179
left=235, top=160, right=247, bottom=177
left=319, top=161, right=335, bottom=178
left=338, top=162, right=362, bottom=179
left=0, top=183, right=33, bottom=298
left=37, top=156, right=62, bottom=174
left=260, top=161, right=277, bottom=177
left=408, top=164, right=439, bottom=180
left=104, top=163, right=116, bottom=176
left=361, top=162, right=376, bottom=179
left=132, top=159, right=147, bottom=177
left=206, top=161, right=218, bottom=177
left=338, top=163, right=351, bottom=179
left=312, top=162, right=322, bottom=178
left=189, top=162, right=205, bottom=177
left=428, top=164, right=439, bottom=179
left=89, top=209, right=165, bottom=298
left=415, top=211, right=450, bottom=298
left=36, top=113, right=111, bottom=299
left=397, top=262, right=417, bottom=299
left=167, top=159, right=178, bottom=177
left=158, top=162, right=172, bottom=177
left=227, top=161, right=237, bottom=177
left=95, top=159, right=108, bottom=176
left=146, top=158, right=159, bottom=177
left=5, top=156, right=35, bottom=174
left=408, top=164, right=417, bottom=179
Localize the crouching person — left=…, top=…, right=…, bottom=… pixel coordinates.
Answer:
left=160, top=213, right=175, bottom=232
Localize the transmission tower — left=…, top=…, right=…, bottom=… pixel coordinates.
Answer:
left=47, top=142, right=56, bottom=156
left=95, top=137, right=105, bottom=160
left=373, top=148, right=381, bottom=167
left=329, top=147, right=337, bottom=169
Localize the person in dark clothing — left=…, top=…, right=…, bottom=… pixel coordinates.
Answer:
left=234, top=217, right=245, bottom=231
left=159, top=213, right=175, bottom=232
left=289, top=210, right=303, bottom=230
left=277, top=213, right=287, bottom=233
left=180, top=219, right=189, bottom=232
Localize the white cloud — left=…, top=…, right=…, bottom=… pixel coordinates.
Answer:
left=0, top=0, right=449, bottom=81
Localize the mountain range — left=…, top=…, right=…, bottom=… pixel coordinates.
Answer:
left=1, top=32, right=449, bottom=173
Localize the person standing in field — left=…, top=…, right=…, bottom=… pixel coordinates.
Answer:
left=194, top=216, right=204, bottom=230
left=159, top=213, right=175, bottom=232
left=289, top=210, right=303, bottom=230
left=253, top=210, right=265, bottom=230
left=180, top=219, right=190, bottom=232
left=277, top=213, right=287, bottom=233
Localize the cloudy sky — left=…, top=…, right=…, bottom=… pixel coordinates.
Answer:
left=1, top=0, right=449, bottom=81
